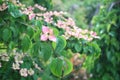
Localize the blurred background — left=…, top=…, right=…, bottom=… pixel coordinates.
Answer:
left=52, top=0, right=101, bottom=29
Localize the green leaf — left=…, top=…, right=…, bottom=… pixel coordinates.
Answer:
left=10, top=26, right=19, bottom=38
left=63, top=58, right=73, bottom=76
left=50, top=58, right=73, bottom=77
left=33, top=29, right=41, bottom=41
left=52, top=27, right=59, bottom=36
left=2, top=28, right=12, bottom=42
left=20, top=77, right=26, bottom=80
left=107, top=24, right=111, bottom=32
left=33, top=74, right=39, bottom=80
left=8, top=41, right=15, bottom=50
left=30, top=41, right=41, bottom=57
left=75, top=43, right=82, bottom=52
left=42, top=74, right=53, bottom=80
left=52, top=42, right=56, bottom=50
left=35, top=20, right=42, bottom=29
left=60, top=49, right=73, bottom=59
left=50, top=58, right=63, bottom=77
left=8, top=3, right=22, bottom=18
left=55, top=36, right=66, bottom=53
left=41, top=42, right=53, bottom=62
left=27, top=27, right=34, bottom=38
left=21, top=35, right=32, bottom=52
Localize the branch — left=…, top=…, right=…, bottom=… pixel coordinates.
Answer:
left=108, top=0, right=120, bottom=11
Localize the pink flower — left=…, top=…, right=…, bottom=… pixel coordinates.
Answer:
left=40, top=34, right=48, bottom=41
left=56, top=20, right=66, bottom=28
left=44, top=17, right=53, bottom=23
left=49, top=28, right=54, bottom=35
left=22, top=9, right=29, bottom=15
left=40, top=26, right=56, bottom=42
left=49, top=35, right=56, bottom=42
left=66, top=18, right=75, bottom=26
left=42, top=26, right=50, bottom=34
left=90, top=31, right=100, bottom=39
left=91, top=32, right=97, bottom=36
left=28, top=6, right=34, bottom=11
left=29, top=13, right=35, bottom=20
left=34, top=4, right=46, bottom=11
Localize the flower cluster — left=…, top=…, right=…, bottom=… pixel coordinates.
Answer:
left=55, top=18, right=99, bottom=41
left=0, top=50, right=42, bottom=77
left=42, top=11, right=66, bottom=23
left=20, top=68, right=34, bottom=77
left=21, top=4, right=46, bottom=20
left=40, top=26, right=56, bottom=42
left=10, top=51, right=42, bottom=77
left=20, top=4, right=99, bottom=41
left=0, top=53, right=10, bottom=68
left=0, top=53, right=9, bottom=61
left=11, top=53, right=35, bottom=77
left=1, top=0, right=99, bottom=43
left=12, top=53, right=24, bottom=70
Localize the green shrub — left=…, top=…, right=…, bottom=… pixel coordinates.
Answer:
left=90, top=0, right=120, bottom=80
left=0, top=1, right=99, bottom=80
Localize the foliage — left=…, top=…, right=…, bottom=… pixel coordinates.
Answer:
left=90, top=0, right=120, bottom=80
left=20, top=0, right=53, bottom=10
left=53, top=0, right=120, bottom=80
left=0, top=0, right=99, bottom=80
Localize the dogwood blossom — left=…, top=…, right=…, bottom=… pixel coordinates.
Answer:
left=12, top=63, right=20, bottom=70
left=29, top=13, right=35, bottom=20
left=28, top=68, right=34, bottom=76
left=20, top=68, right=28, bottom=77
left=14, top=53, right=24, bottom=64
left=40, top=26, right=56, bottom=42
left=1, top=54, right=9, bottom=61
left=20, top=2, right=99, bottom=41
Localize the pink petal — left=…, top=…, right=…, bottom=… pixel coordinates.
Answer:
left=42, top=26, right=50, bottom=34
left=49, top=28, right=53, bottom=35
left=49, top=35, right=56, bottom=42
left=44, top=17, right=53, bottom=23
left=28, top=6, right=34, bottom=11
left=29, top=13, right=35, bottom=20
left=92, top=32, right=97, bottom=36
left=40, top=34, right=48, bottom=41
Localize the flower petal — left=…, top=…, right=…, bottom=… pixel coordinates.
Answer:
left=42, top=26, right=50, bottom=34
left=49, top=35, right=56, bottom=42
left=40, top=34, right=48, bottom=41
left=29, top=13, right=35, bottom=20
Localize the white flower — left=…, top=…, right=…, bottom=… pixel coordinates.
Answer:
left=34, top=63, right=41, bottom=71
left=20, top=68, right=28, bottom=77
left=14, top=53, right=23, bottom=64
left=1, top=54, right=9, bottom=61
left=28, top=68, right=34, bottom=76
left=12, top=63, right=20, bottom=70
